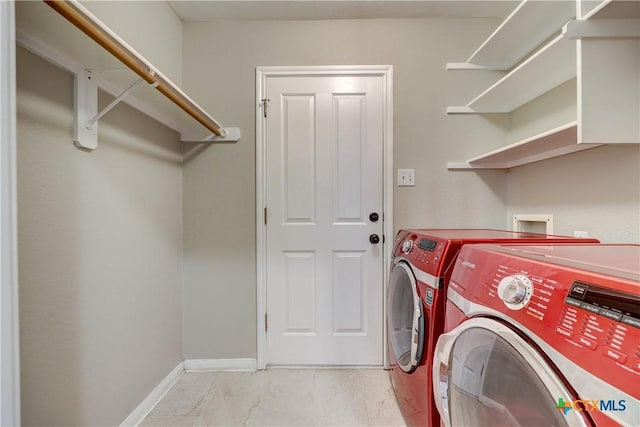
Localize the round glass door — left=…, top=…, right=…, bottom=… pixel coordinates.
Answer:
left=387, top=262, right=423, bottom=373
left=438, top=319, right=589, bottom=427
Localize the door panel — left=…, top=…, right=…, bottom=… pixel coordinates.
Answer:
left=265, top=74, right=384, bottom=365
left=283, top=251, right=316, bottom=334
left=283, top=95, right=315, bottom=223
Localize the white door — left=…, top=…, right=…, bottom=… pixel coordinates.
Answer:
left=262, top=70, right=386, bottom=365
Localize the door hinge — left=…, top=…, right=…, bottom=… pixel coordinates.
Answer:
left=264, top=207, right=268, bottom=225
left=265, top=313, right=268, bottom=332
left=261, top=98, right=270, bottom=118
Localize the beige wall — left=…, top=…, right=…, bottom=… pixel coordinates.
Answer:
left=17, top=47, right=183, bottom=426
left=507, top=144, right=640, bottom=242
left=180, top=18, right=509, bottom=359
left=81, top=0, right=183, bottom=84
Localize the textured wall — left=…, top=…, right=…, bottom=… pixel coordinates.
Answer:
left=507, top=144, right=640, bottom=243
left=180, top=18, right=509, bottom=359
left=17, top=47, right=183, bottom=426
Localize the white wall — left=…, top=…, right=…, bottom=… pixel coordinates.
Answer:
left=181, top=18, right=508, bottom=359
left=17, top=47, right=183, bottom=426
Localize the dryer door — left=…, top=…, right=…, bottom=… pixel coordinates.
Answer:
left=433, top=318, right=590, bottom=427
left=387, top=262, right=424, bottom=373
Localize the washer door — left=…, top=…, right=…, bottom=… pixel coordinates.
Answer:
left=387, top=262, right=424, bottom=373
left=433, top=318, right=589, bottom=427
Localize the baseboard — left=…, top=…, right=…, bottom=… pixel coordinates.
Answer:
left=120, top=362, right=184, bottom=427
left=184, top=358, right=257, bottom=372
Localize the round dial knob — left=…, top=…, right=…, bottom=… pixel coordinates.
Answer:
left=497, top=274, right=532, bottom=310
left=402, top=240, right=413, bottom=254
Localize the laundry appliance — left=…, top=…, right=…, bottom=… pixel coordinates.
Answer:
left=433, top=243, right=639, bottom=427
left=386, top=229, right=599, bottom=427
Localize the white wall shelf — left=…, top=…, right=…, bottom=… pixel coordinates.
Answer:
left=447, top=122, right=602, bottom=170
left=448, top=0, right=639, bottom=170
left=449, top=35, right=576, bottom=114
left=16, top=1, right=240, bottom=149
left=462, top=0, right=575, bottom=70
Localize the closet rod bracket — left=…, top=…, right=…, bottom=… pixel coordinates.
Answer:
left=74, top=71, right=147, bottom=150
left=86, top=77, right=144, bottom=130
left=180, top=127, right=242, bottom=143
left=74, top=69, right=99, bottom=150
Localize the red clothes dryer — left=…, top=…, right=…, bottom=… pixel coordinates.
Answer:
left=433, top=244, right=639, bottom=427
left=387, top=229, right=599, bottom=427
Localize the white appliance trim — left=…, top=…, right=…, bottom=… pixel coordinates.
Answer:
left=255, top=65, right=394, bottom=370
left=392, top=257, right=440, bottom=289
left=433, top=316, right=589, bottom=427
left=183, top=358, right=258, bottom=372
left=120, top=362, right=184, bottom=427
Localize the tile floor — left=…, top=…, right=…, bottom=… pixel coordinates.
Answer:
left=140, top=368, right=406, bottom=426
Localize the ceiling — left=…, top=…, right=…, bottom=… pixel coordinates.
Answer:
left=168, top=1, right=519, bottom=22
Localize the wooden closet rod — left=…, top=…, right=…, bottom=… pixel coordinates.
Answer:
left=44, top=0, right=223, bottom=136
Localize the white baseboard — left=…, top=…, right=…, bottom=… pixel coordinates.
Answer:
left=184, top=358, right=257, bottom=372
left=120, top=359, right=256, bottom=426
left=120, top=362, right=184, bottom=427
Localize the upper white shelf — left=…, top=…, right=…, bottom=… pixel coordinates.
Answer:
left=464, top=0, right=575, bottom=70
left=448, top=35, right=576, bottom=114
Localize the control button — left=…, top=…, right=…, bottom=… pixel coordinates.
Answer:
left=556, top=327, right=573, bottom=338
left=603, top=348, right=627, bottom=363
left=578, top=336, right=598, bottom=350
left=621, top=316, right=640, bottom=329
left=581, top=303, right=601, bottom=315
left=600, top=309, right=623, bottom=322
left=565, top=298, right=582, bottom=309
left=402, top=240, right=413, bottom=254
left=497, top=274, right=532, bottom=310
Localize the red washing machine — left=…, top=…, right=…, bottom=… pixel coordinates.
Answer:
left=386, top=230, right=599, bottom=427
left=433, top=244, right=639, bottom=427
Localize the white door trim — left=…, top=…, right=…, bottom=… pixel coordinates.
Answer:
left=1, top=1, right=21, bottom=425
left=255, top=65, right=393, bottom=369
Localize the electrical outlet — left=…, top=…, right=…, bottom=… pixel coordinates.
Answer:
left=574, top=231, right=589, bottom=238
left=397, top=169, right=415, bottom=186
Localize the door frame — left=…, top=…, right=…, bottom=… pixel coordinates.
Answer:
left=1, top=1, right=21, bottom=424
left=255, top=66, right=393, bottom=369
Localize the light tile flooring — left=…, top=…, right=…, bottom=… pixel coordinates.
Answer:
left=141, top=368, right=406, bottom=426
